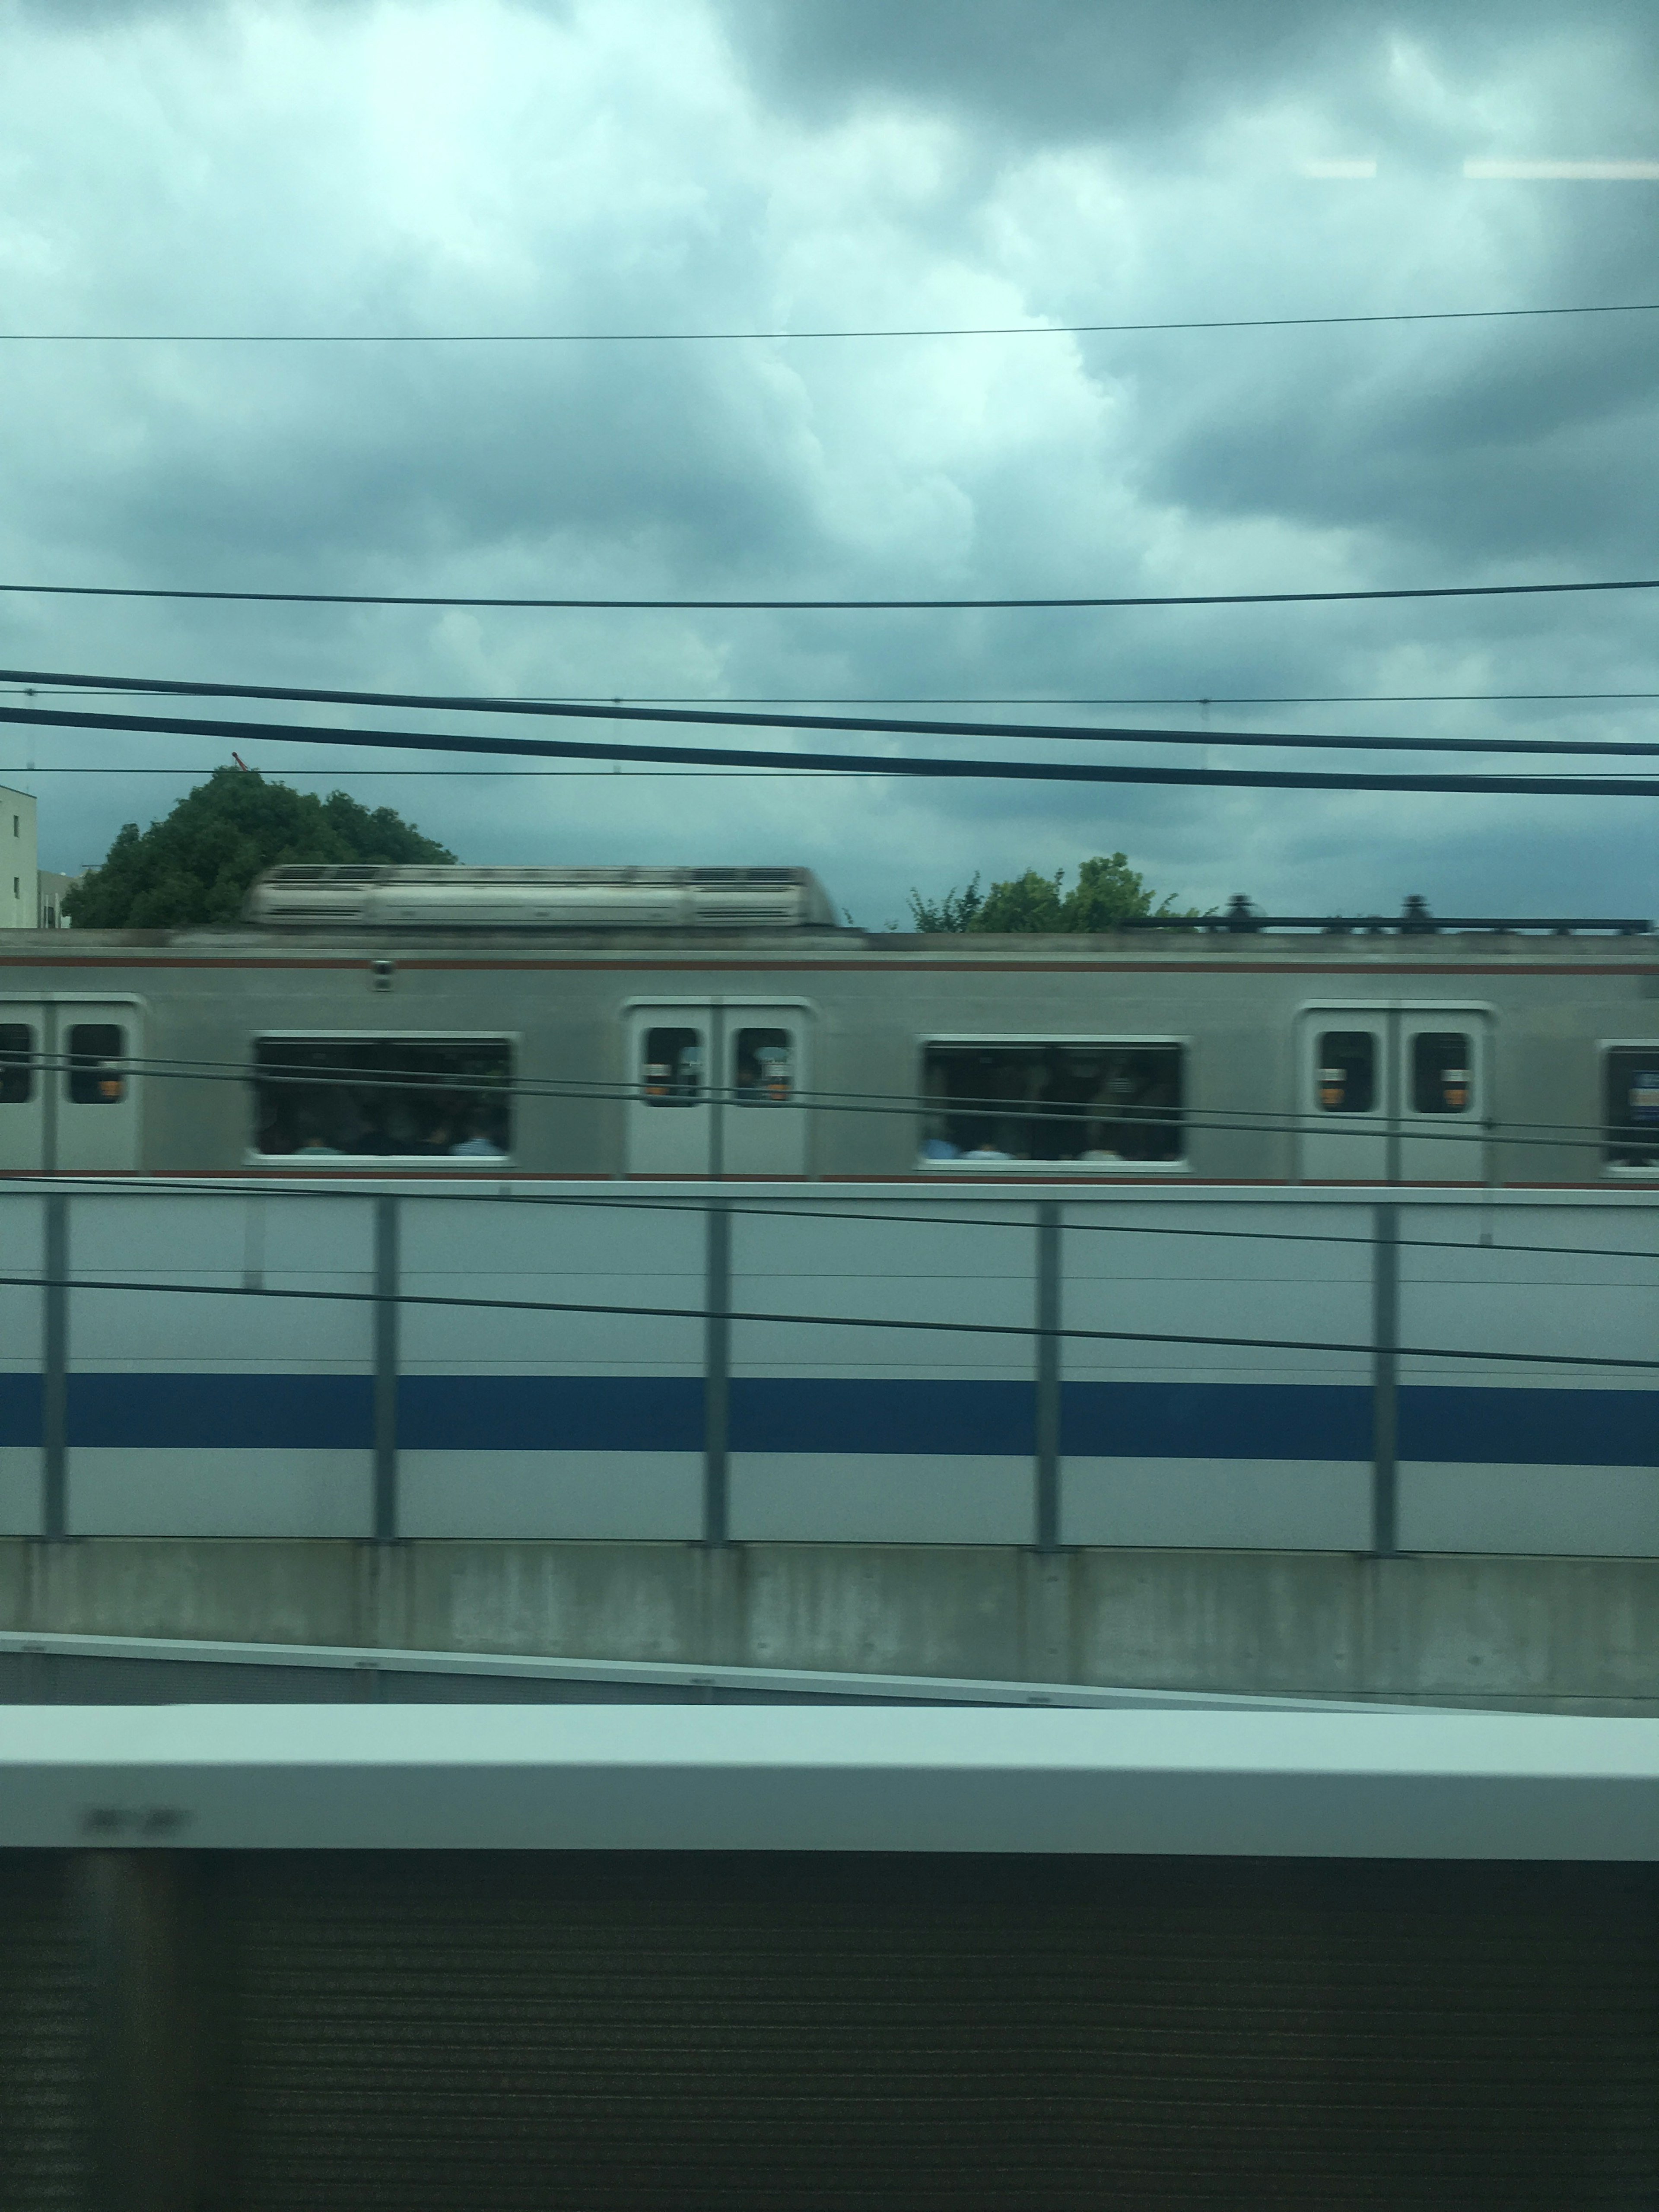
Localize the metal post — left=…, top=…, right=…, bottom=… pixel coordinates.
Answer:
left=373, top=1195, right=399, bottom=1544
left=1370, top=1201, right=1399, bottom=1557
left=1034, top=1203, right=1062, bottom=1552
left=703, top=1200, right=731, bottom=1546
left=76, top=1851, right=227, bottom=2212
left=41, top=1192, right=68, bottom=1541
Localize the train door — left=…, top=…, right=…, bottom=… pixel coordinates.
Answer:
left=723, top=1010, right=809, bottom=1176
left=1297, top=1008, right=1488, bottom=1183
left=626, top=1002, right=810, bottom=1176
left=1299, top=1012, right=1388, bottom=1181
left=0, top=1002, right=45, bottom=1169
left=1398, top=1013, right=1487, bottom=1181
left=0, top=1000, right=139, bottom=1171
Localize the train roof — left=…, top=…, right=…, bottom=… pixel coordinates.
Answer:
left=242, top=864, right=841, bottom=930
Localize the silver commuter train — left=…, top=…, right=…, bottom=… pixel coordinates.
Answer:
left=0, top=862, right=1656, bottom=1183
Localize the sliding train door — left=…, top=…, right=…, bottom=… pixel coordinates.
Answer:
left=626, top=1001, right=810, bottom=1176
left=0, top=1000, right=140, bottom=1172
left=0, top=1004, right=45, bottom=1170
left=1297, top=1007, right=1488, bottom=1184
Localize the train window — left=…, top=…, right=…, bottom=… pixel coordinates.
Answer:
left=920, top=1042, right=1183, bottom=1164
left=1411, top=1032, right=1472, bottom=1115
left=0, top=1023, right=32, bottom=1105
left=733, top=1027, right=793, bottom=1105
left=67, top=1024, right=126, bottom=1105
left=1605, top=1049, right=1659, bottom=1170
left=252, top=1038, right=512, bottom=1158
left=1316, top=1032, right=1375, bottom=1114
left=642, top=1026, right=704, bottom=1106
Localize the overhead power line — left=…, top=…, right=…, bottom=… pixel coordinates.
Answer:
left=0, top=300, right=1654, bottom=343
left=3, top=663, right=1659, bottom=760
left=2, top=576, right=1659, bottom=613
left=0, top=1269, right=1651, bottom=1373
left=7, top=684, right=1659, bottom=707
left=33, top=1173, right=1659, bottom=1276
left=1, top=697, right=1656, bottom=795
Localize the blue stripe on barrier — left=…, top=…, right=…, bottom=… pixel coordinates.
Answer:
left=398, top=1374, right=705, bottom=1452
left=66, top=1374, right=373, bottom=1450
left=28, top=1374, right=1659, bottom=1467
left=0, top=1374, right=41, bottom=1448
left=729, top=1378, right=1034, bottom=1456
left=1062, top=1382, right=1373, bottom=1461
left=1399, top=1386, right=1659, bottom=1469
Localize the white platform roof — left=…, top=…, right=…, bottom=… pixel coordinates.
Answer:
left=2, top=1706, right=1654, bottom=1857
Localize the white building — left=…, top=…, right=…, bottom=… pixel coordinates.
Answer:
left=0, top=786, right=37, bottom=928
left=37, top=867, right=75, bottom=928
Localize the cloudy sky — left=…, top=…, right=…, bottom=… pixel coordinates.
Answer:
left=1, top=0, right=1656, bottom=924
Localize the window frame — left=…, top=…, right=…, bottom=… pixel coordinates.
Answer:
left=247, top=1029, right=521, bottom=1166
left=1599, top=1039, right=1659, bottom=1176
left=915, top=1032, right=1191, bottom=1174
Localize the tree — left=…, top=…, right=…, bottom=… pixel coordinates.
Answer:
left=907, top=852, right=1189, bottom=933
left=64, top=769, right=454, bottom=929
left=906, top=875, right=986, bottom=932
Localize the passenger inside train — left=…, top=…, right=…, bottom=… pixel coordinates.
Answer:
left=919, top=1043, right=1184, bottom=1164
left=252, top=1038, right=512, bottom=1158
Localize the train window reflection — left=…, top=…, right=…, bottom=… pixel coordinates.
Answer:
left=1605, top=1047, right=1659, bottom=1170
left=1411, top=1032, right=1472, bottom=1115
left=253, top=1037, right=512, bottom=1158
left=642, top=1027, right=703, bottom=1106
left=921, top=1042, right=1183, bottom=1165
left=67, top=1024, right=126, bottom=1105
left=1316, top=1032, right=1375, bottom=1114
left=734, top=1027, right=793, bottom=1105
left=0, top=1024, right=32, bottom=1105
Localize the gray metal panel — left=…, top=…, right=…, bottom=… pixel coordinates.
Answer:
left=218, top=1853, right=1659, bottom=2210
left=0, top=1853, right=92, bottom=2212
left=1400, top=1463, right=1659, bottom=1557
left=728, top=1453, right=1034, bottom=1544
left=1062, top=1458, right=1373, bottom=1550
left=65, top=1450, right=374, bottom=1540
left=397, top=1451, right=702, bottom=1541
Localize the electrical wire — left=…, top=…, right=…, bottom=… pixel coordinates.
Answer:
left=7, top=686, right=1659, bottom=707
left=5, top=663, right=1659, bottom=759
left=14, top=1167, right=1656, bottom=1273
left=3, top=299, right=1655, bottom=343
left=0, top=1268, right=1650, bottom=1372
left=4, top=577, right=1659, bottom=613
left=3, top=697, right=1659, bottom=795
left=5, top=1042, right=1650, bottom=1165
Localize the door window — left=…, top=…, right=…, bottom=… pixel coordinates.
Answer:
left=0, top=1023, right=32, bottom=1105
left=67, top=1023, right=126, bottom=1104
left=733, top=1027, right=793, bottom=1104
left=642, top=1027, right=704, bottom=1106
left=1411, top=1032, right=1472, bottom=1115
left=1315, top=1032, right=1376, bottom=1113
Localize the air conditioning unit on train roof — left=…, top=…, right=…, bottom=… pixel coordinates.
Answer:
left=243, top=864, right=840, bottom=929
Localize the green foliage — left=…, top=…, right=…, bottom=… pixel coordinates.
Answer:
left=975, top=868, right=1067, bottom=932
left=64, top=769, right=454, bottom=929
left=906, top=874, right=985, bottom=932
left=906, top=852, right=1189, bottom=933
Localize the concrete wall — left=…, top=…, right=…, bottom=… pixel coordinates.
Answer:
left=1, top=1538, right=1653, bottom=1714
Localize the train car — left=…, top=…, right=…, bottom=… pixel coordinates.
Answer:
left=0, top=864, right=1654, bottom=1185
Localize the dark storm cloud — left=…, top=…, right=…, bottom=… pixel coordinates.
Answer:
left=0, top=0, right=1656, bottom=928
left=721, top=0, right=1659, bottom=153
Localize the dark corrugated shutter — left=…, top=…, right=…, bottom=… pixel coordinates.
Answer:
left=220, top=1854, right=1659, bottom=2211
left=0, top=1854, right=91, bottom=2212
